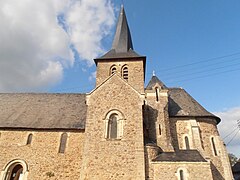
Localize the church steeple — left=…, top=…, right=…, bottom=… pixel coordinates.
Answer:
left=95, top=6, right=142, bottom=60
left=94, top=5, right=146, bottom=93
left=112, top=5, right=133, bottom=53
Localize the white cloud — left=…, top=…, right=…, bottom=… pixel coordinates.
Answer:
left=0, top=0, right=115, bottom=92
left=64, top=0, right=115, bottom=66
left=89, top=71, right=96, bottom=81
left=214, top=107, right=240, bottom=158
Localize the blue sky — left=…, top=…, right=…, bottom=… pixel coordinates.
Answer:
left=50, top=0, right=240, bottom=111
left=50, top=0, right=240, bottom=156
left=1, top=0, right=239, bottom=157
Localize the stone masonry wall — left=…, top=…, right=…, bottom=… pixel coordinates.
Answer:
left=169, top=117, right=232, bottom=180
left=169, top=118, right=192, bottom=151
left=152, top=162, right=213, bottom=180
left=198, top=118, right=227, bottom=180
left=81, top=74, right=145, bottom=180
left=96, top=59, right=145, bottom=93
left=145, top=89, right=173, bottom=151
left=0, top=130, right=84, bottom=180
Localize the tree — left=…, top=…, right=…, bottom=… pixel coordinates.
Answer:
left=228, top=153, right=238, bottom=166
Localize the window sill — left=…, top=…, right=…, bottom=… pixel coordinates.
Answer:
left=105, top=138, right=122, bottom=141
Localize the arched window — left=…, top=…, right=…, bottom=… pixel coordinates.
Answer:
left=26, top=133, right=33, bottom=145
left=1, top=160, right=28, bottom=180
left=155, top=87, right=159, bottom=102
left=179, top=169, right=184, bottom=180
left=59, top=133, right=68, bottom=153
left=159, top=124, right=162, bottom=135
left=211, top=137, right=217, bottom=156
left=9, top=164, right=23, bottom=179
left=110, top=65, right=117, bottom=75
left=104, top=110, right=125, bottom=140
left=184, top=136, right=190, bottom=150
left=122, top=65, right=128, bottom=81
left=107, top=114, right=118, bottom=139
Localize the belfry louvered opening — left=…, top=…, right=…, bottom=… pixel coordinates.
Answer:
left=122, top=66, right=128, bottom=81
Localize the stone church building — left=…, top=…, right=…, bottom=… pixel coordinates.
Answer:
left=0, top=6, right=233, bottom=180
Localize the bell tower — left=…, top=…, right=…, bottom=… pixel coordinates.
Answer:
left=80, top=6, right=146, bottom=180
left=94, top=6, right=146, bottom=93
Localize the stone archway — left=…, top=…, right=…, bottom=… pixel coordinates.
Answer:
left=0, top=160, right=28, bottom=180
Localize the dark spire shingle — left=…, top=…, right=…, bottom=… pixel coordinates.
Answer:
left=95, top=6, right=143, bottom=60
left=112, top=5, right=133, bottom=53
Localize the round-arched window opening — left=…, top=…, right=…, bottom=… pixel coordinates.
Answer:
left=104, top=109, right=125, bottom=140
left=110, top=65, right=117, bottom=75
left=122, top=66, right=128, bottom=81
left=1, top=160, right=28, bottom=180
left=6, top=164, right=23, bottom=180
left=179, top=169, right=184, bottom=180
left=107, top=114, right=118, bottom=139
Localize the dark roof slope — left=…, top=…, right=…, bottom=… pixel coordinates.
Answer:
left=153, top=150, right=207, bottom=162
left=233, top=161, right=240, bottom=173
left=145, top=75, right=167, bottom=90
left=112, top=5, right=133, bottom=53
left=98, top=49, right=142, bottom=59
left=95, top=6, right=142, bottom=61
left=0, top=93, right=87, bottom=130
left=168, top=88, right=220, bottom=123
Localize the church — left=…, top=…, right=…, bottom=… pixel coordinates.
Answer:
left=0, top=6, right=233, bottom=180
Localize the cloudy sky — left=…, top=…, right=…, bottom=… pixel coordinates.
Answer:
left=0, top=0, right=240, bottom=157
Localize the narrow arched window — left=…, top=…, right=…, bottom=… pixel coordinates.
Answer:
left=211, top=137, right=217, bottom=156
left=2, top=160, right=28, bottom=180
left=110, top=65, right=117, bottom=75
left=104, top=110, right=124, bottom=140
left=8, top=164, right=23, bottom=180
left=159, top=124, right=162, bottom=135
left=107, top=114, right=118, bottom=139
left=59, top=133, right=68, bottom=153
left=179, top=170, right=184, bottom=180
left=155, top=87, right=159, bottom=102
left=185, top=136, right=190, bottom=150
left=26, top=133, right=33, bottom=145
left=122, top=66, right=128, bottom=81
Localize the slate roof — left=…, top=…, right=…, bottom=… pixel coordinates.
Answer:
left=152, top=150, right=207, bottom=162
left=233, top=162, right=240, bottom=180
left=168, top=88, right=220, bottom=123
left=95, top=6, right=142, bottom=62
left=0, top=81, right=220, bottom=130
left=0, top=86, right=220, bottom=130
left=145, top=75, right=220, bottom=123
left=0, top=93, right=86, bottom=130
left=112, top=5, right=133, bottom=53
left=233, top=161, right=240, bottom=173
left=97, top=49, right=143, bottom=60
left=145, top=75, right=167, bottom=90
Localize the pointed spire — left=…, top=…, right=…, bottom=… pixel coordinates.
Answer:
left=112, top=6, right=133, bottom=53
left=95, top=5, right=144, bottom=60
left=146, top=75, right=167, bottom=90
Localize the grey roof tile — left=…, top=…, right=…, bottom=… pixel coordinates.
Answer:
left=0, top=93, right=87, bottom=130
left=112, top=6, right=133, bottom=53
left=145, top=75, right=167, bottom=90
left=168, top=88, right=220, bottom=123
left=233, top=161, right=240, bottom=173
left=95, top=6, right=142, bottom=61
left=152, top=150, right=207, bottom=162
